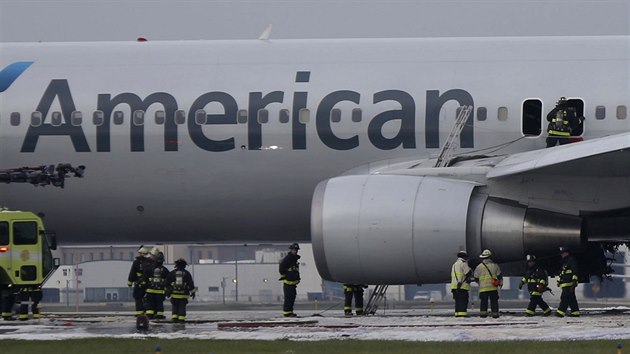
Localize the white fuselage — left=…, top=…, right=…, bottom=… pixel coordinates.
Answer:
left=0, top=36, right=628, bottom=243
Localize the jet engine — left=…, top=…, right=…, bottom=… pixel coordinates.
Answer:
left=311, top=175, right=583, bottom=284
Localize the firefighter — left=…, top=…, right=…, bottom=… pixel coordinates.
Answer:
left=519, top=255, right=551, bottom=316
left=451, top=250, right=472, bottom=317
left=17, top=286, right=42, bottom=321
left=343, top=284, right=367, bottom=317
left=143, top=251, right=169, bottom=320
left=165, top=258, right=195, bottom=323
left=1, top=284, right=19, bottom=321
left=128, top=245, right=150, bottom=316
left=556, top=246, right=580, bottom=317
left=279, top=243, right=301, bottom=317
left=473, top=249, right=502, bottom=318
left=546, top=96, right=576, bottom=147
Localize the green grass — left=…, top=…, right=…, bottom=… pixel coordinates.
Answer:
left=2, top=339, right=627, bottom=354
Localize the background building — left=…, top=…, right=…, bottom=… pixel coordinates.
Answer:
left=45, top=243, right=323, bottom=304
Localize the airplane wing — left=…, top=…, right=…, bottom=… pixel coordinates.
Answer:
left=487, top=132, right=630, bottom=179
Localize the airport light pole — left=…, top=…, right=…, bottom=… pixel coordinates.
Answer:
left=234, top=248, right=238, bottom=302
left=221, top=277, right=227, bottom=304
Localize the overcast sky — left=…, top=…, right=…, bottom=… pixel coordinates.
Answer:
left=0, top=0, right=628, bottom=42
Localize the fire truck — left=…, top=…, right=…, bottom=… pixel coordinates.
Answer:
left=0, top=164, right=84, bottom=317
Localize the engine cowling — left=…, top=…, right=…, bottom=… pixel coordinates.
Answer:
left=311, top=175, right=583, bottom=284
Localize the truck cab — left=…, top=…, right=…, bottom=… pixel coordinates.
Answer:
left=0, top=209, right=58, bottom=289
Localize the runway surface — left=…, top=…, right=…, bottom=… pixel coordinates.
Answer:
left=1, top=307, right=629, bottom=341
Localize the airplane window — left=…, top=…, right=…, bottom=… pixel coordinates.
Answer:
left=51, top=111, right=63, bottom=127
left=155, top=110, right=165, bottom=125
left=617, top=105, right=627, bottom=120
left=71, top=111, right=83, bottom=126
left=279, top=109, right=290, bottom=123
left=93, top=111, right=104, bottom=126
left=522, top=99, right=542, bottom=136
left=497, top=107, right=508, bottom=121
left=30, top=112, right=42, bottom=127
left=195, top=110, right=207, bottom=125
left=352, top=108, right=362, bottom=122
left=133, top=110, right=145, bottom=126
left=257, top=109, right=269, bottom=124
left=175, top=110, right=186, bottom=124
left=237, top=109, right=248, bottom=124
left=10, top=112, right=20, bottom=126
left=595, top=106, right=606, bottom=120
left=113, top=111, right=124, bottom=125
left=299, top=108, right=310, bottom=124
left=331, top=108, right=341, bottom=123
left=476, top=107, right=487, bottom=121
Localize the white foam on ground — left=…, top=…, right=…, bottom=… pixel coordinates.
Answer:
left=1, top=308, right=628, bottom=342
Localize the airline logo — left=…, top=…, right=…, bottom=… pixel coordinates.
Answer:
left=0, top=62, right=33, bottom=93
left=11, top=67, right=476, bottom=153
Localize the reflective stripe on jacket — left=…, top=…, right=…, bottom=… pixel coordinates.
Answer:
left=521, top=267, right=548, bottom=296
left=474, top=259, right=502, bottom=293
left=279, top=253, right=301, bottom=285
left=450, top=258, right=472, bottom=291
left=558, top=256, right=579, bottom=288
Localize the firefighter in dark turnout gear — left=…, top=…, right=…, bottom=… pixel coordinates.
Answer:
left=279, top=243, right=300, bottom=317
left=519, top=255, right=551, bottom=316
left=1, top=285, right=19, bottom=321
left=128, top=245, right=150, bottom=316
left=343, top=284, right=367, bottom=317
left=556, top=247, right=580, bottom=317
left=451, top=251, right=472, bottom=317
left=165, top=258, right=195, bottom=323
left=473, top=249, right=502, bottom=318
left=546, top=97, right=577, bottom=147
left=18, top=286, right=42, bottom=321
left=143, top=252, right=169, bottom=320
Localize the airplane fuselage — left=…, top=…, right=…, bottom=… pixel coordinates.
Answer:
left=0, top=36, right=628, bottom=243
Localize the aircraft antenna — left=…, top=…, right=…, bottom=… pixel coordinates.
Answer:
left=434, top=105, right=473, bottom=168
left=258, top=24, right=273, bottom=40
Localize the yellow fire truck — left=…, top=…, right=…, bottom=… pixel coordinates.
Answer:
left=0, top=164, right=84, bottom=318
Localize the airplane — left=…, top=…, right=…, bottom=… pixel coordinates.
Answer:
left=0, top=35, right=629, bottom=285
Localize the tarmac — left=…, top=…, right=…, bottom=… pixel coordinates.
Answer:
left=1, top=301, right=630, bottom=341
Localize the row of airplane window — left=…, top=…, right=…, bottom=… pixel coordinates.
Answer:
left=3, top=104, right=628, bottom=128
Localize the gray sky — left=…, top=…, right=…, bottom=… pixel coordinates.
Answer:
left=0, top=0, right=629, bottom=42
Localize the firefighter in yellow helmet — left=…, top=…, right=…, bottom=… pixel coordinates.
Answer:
left=450, top=250, right=472, bottom=317
left=473, top=249, right=502, bottom=318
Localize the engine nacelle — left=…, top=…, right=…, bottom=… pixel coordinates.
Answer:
left=311, top=175, right=582, bottom=284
